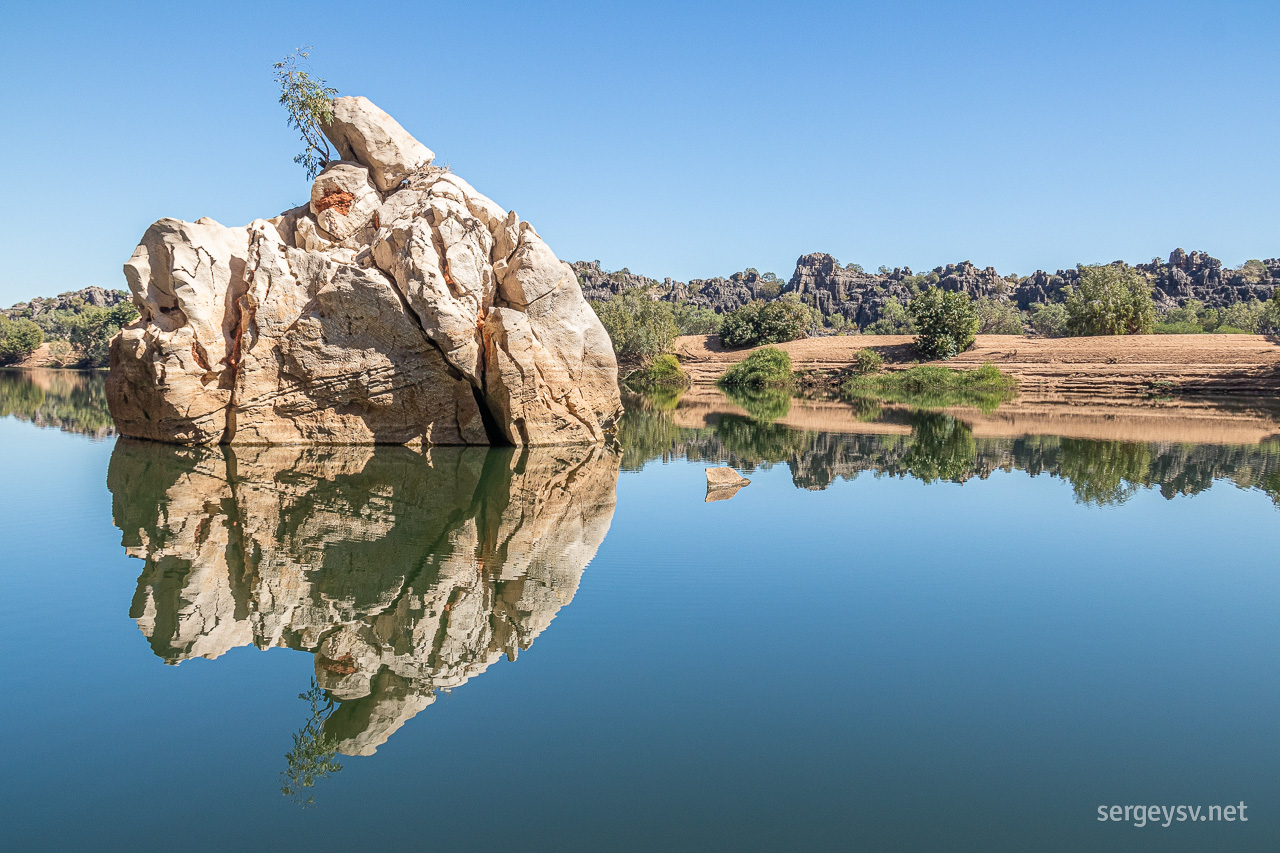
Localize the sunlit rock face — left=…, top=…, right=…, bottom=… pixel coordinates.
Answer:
left=107, top=96, right=621, bottom=446
left=108, top=440, right=620, bottom=755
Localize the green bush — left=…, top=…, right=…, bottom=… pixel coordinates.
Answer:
left=719, top=296, right=818, bottom=348
left=671, top=303, right=723, bottom=336
left=908, top=287, right=978, bottom=359
left=974, top=297, right=1025, bottom=334
left=626, top=353, right=689, bottom=389
left=1028, top=302, right=1068, bottom=337
left=1154, top=321, right=1204, bottom=335
left=719, top=346, right=793, bottom=389
left=0, top=317, right=44, bottom=365
left=862, top=296, right=913, bottom=335
left=852, top=347, right=884, bottom=374
left=1063, top=264, right=1155, bottom=336
left=67, top=303, right=139, bottom=367
left=589, top=290, right=679, bottom=362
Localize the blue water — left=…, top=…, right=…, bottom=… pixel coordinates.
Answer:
left=1, top=373, right=1279, bottom=851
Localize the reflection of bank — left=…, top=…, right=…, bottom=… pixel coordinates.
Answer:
left=108, top=441, right=620, bottom=756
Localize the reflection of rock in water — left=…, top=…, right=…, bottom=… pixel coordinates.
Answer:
left=108, top=441, right=620, bottom=755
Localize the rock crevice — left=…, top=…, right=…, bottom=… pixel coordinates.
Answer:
left=108, top=97, right=621, bottom=446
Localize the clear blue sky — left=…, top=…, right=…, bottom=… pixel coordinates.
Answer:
left=3, top=0, right=1278, bottom=305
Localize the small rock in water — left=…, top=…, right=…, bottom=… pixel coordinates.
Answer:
left=705, top=467, right=750, bottom=502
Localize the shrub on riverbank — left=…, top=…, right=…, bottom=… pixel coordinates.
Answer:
left=908, top=287, right=978, bottom=359
left=0, top=317, right=44, bottom=365
left=719, top=346, right=793, bottom=389
left=719, top=297, right=818, bottom=347
left=842, top=362, right=1017, bottom=412
left=852, top=347, right=884, bottom=374
left=1063, top=264, right=1155, bottom=336
left=625, top=354, right=689, bottom=388
left=590, top=290, right=679, bottom=363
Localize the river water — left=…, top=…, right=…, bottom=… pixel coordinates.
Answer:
left=1, top=369, right=1278, bottom=851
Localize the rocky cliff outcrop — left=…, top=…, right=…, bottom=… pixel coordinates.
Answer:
left=108, top=96, right=621, bottom=446
left=3, top=286, right=131, bottom=322
left=583, top=249, right=1279, bottom=330
left=108, top=439, right=620, bottom=756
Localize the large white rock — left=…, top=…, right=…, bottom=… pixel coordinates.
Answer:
left=108, top=96, right=621, bottom=446
left=321, top=96, right=435, bottom=192
left=309, top=161, right=381, bottom=240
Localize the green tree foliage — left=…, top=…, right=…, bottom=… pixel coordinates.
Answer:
left=852, top=347, right=884, bottom=374
left=0, top=317, right=44, bottom=364
left=1028, top=302, right=1069, bottom=337
left=1057, top=438, right=1153, bottom=506
left=1154, top=296, right=1280, bottom=334
left=902, top=413, right=978, bottom=484
left=755, top=271, right=784, bottom=299
left=274, top=48, right=339, bottom=179
left=862, top=296, right=913, bottom=335
left=68, top=303, right=140, bottom=367
left=973, top=297, right=1026, bottom=334
left=1063, top=264, right=1156, bottom=336
left=908, top=287, right=978, bottom=359
left=718, top=346, right=793, bottom=389
left=842, top=363, right=1016, bottom=413
left=670, top=302, right=723, bottom=335
left=625, top=353, right=689, bottom=390
left=719, top=296, right=818, bottom=348
left=280, top=680, right=343, bottom=808
left=589, top=290, right=679, bottom=362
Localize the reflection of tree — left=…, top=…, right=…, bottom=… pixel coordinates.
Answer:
left=280, top=680, right=343, bottom=807
left=616, top=395, right=1280, bottom=504
left=0, top=369, right=114, bottom=437
left=902, top=413, right=978, bottom=484
left=722, top=386, right=792, bottom=424
left=1056, top=439, right=1153, bottom=506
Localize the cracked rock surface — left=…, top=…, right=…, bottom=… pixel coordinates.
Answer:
left=107, top=96, right=621, bottom=446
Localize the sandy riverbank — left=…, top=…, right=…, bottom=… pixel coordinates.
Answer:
left=672, top=333, right=1280, bottom=398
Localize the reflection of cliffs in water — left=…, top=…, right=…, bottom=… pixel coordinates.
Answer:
left=108, top=442, right=620, bottom=755
left=0, top=369, right=114, bottom=438
left=620, top=405, right=1280, bottom=506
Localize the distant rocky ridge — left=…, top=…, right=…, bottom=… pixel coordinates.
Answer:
left=2, top=286, right=131, bottom=322
left=578, top=250, right=1280, bottom=328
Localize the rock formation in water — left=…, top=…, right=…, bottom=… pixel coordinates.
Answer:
left=108, top=439, right=620, bottom=756
left=107, top=96, right=621, bottom=446
left=705, top=466, right=750, bottom=501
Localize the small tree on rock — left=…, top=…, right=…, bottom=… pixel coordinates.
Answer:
left=275, top=48, right=338, bottom=179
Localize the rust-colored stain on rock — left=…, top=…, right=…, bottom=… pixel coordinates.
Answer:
left=315, top=189, right=356, bottom=216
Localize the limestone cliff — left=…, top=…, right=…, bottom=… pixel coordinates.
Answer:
left=107, top=96, right=621, bottom=446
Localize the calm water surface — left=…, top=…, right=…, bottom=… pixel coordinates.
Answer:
left=2, top=370, right=1279, bottom=851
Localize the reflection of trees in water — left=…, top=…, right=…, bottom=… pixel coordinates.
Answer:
left=108, top=441, right=621, bottom=774
left=618, top=401, right=1280, bottom=505
left=0, top=369, right=114, bottom=437
left=280, top=680, right=343, bottom=807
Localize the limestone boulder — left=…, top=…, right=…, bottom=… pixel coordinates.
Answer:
left=322, top=96, right=434, bottom=191
left=108, top=95, right=621, bottom=446
left=309, top=161, right=381, bottom=240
